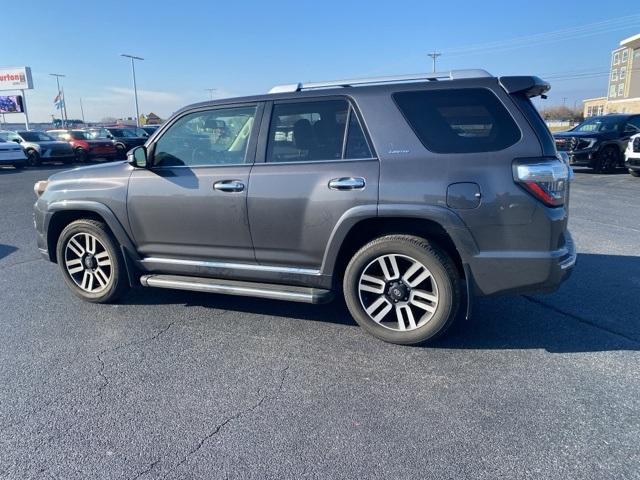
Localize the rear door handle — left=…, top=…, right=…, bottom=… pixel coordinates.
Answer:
left=213, top=180, right=245, bottom=192
left=328, top=177, right=366, bottom=191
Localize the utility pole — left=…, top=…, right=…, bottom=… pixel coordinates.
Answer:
left=121, top=54, right=144, bottom=127
left=428, top=51, right=442, bottom=73
left=49, top=73, right=67, bottom=127
left=79, top=98, right=86, bottom=124
left=562, top=97, right=567, bottom=107
left=205, top=88, right=217, bottom=100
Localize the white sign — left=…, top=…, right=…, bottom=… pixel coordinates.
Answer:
left=0, top=67, right=34, bottom=91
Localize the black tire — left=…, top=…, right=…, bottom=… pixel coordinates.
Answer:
left=629, top=168, right=640, bottom=177
left=56, top=219, right=129, bottom=303
left=343, top=234, right=461, bottom=345
left=13, top=163, right=25, bottom=170
left=26, top=149, right=41, bottom=167
left=115, top=144, right=126, bottom=159
left=75, top=148, right=88, bottom=163
left=593, top=146, right=619, bottom=174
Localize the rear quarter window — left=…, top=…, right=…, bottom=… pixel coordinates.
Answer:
left=393, top=88, right=521, bottom=153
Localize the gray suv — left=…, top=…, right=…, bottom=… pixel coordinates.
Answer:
left=34, top=70, right=575, bottom=345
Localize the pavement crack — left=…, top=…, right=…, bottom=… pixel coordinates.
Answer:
left=163, top=365, right=290, bottom=478
left=95, top=320, right=177, bottom=398
left=129, top=459, right=160, bottom=480
left=523, top=295, right=640, bottom=345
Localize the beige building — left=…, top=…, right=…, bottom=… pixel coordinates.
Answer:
left=583, top=33, right=640, bottom=117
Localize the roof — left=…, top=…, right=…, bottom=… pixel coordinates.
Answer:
left=172, top=71, right=517, bottom=117
left=620, top=33, right=640, bottom=47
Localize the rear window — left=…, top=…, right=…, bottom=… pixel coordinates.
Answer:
left=393, top=88, right=521, bottom=153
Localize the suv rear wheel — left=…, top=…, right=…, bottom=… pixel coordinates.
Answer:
left=56, top=219, right=128, bottom=303
left=343, top=235, right=461, bottom=345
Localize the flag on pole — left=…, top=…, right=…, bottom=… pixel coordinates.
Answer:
left=53, top=92, right=65, bottom=110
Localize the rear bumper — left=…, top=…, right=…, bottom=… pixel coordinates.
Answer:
left=467, top=230, right=576, bottom=296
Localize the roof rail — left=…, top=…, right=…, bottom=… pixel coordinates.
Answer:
left=268, top=69, right=492, bottom=94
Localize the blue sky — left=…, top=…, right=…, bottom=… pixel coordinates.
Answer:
left=3, top=0, right=639, bottom=122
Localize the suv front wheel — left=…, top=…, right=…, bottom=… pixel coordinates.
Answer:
left=56, top=219, right=128, bottom=303
left=343, top=235, right=461, bottom=345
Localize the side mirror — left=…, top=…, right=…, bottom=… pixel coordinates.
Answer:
left=107, top=134, right=114, bottom=139
left=12, top=138, right=21, bottom=143
left=128, top=146, right=148, bottom=168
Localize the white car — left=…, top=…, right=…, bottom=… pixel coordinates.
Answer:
left=0, top=138, right=27, bottom=169
left=625, top=133, right=640, bottom=177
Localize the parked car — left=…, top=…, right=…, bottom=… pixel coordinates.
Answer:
left=47, top=129, right=118, bottom=163
left=0, top=130, right=74, bottom=166
left=0, top=138, right=27, bottom=169
left=625, top=133, right=640, bottom=177
left=140, top=125, right=160, bottom=136
left=33, top=70, right=575, bottom=345
left=553, top=114, right=640, bottom=173
left=86, top=127, right=147, bottom=159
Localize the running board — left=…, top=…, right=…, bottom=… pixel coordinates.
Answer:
left=140, top=274, right=333, bottom=304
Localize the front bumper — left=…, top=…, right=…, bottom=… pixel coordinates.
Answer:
left=562, top=148, right=597, bottom=166
left=467, top=230, right=576, bottom=296
left=625, top=154, right=640, bottom=171
left=0, top=156, right=26, bottom=165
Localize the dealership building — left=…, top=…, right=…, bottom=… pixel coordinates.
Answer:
left=583, top=33, right=640, bottom=117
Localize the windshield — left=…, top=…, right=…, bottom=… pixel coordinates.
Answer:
left=70, top=131, right=89, bottom=140
left=19, top=131, right=55, bottom=142
left=109, top=128, right=139, bottom=138
left=572, top=117, right=623, bottom=133
left=86, top=128, right=111, bottom=139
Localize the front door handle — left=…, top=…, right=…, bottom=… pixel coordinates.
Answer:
left=213, top=180, right=245, bottom=193
left=328, top=177, right=366, bottom=191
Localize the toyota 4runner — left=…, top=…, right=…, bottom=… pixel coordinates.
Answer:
left=34, top=70, right=575, bottom=345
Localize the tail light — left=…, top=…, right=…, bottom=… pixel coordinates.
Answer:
left=513, top=157, right=569, bottom=207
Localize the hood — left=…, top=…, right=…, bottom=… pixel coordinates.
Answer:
left=49, top=160, right=131, bottom=182
left=553, top=130, right=618, bottom=140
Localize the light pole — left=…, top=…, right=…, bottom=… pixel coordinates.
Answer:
left=428, top=51, right=442, bottom=73
left=49, top=73, right=68, bottom=127
left=205, top=88, right=217, bottom=100
left=121, top=54, right=144, bottom=127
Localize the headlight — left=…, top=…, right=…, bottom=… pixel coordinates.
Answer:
left=34, top=180, right=49, bottom=197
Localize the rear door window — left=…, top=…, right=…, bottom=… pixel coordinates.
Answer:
left=393, top=88, right=521, bottom=153
left=266, top=99, right=373, bottom=162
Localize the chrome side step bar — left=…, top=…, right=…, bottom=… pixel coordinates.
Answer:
left=140, top=274, right=333, bottom=304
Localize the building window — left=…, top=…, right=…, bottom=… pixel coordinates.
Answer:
left=611, top=69, right=618, bottom=81
left=587, top=106, right=593, bottom=117
left=618, top=83, right=625, bottom=97
left=621, top=49, right=628, bottom=63
left=610, top=85, right=617, bottom=98
left=597, top=105, right=604, bottom=116
left=613, top=52, right=620, bottom=65
left=620, top=66, right=626, bottom=79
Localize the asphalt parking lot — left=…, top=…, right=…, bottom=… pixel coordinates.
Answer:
left=0, top=164, right=639, bottom=480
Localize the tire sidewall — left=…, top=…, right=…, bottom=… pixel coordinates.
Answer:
left=26, top=149, right=40, bottom=166
left=56, top=220, right=125, bottom=303
left=75, top=148, right=88, bottom=163
left=343, top=236, right=459, bottom=345
left=597, top=146, right=618, bottom=173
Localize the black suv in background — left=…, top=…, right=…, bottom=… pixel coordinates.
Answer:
left=553, top=114, right=640, bottom=173
left=34, top=70, right=575, bottom=345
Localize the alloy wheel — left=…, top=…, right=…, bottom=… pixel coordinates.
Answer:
left=64, top=232, right=112, bottom=293
left=358, top=254, right=439, bottom=331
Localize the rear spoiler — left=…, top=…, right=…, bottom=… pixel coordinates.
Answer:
left=499, top=76, right=550, bottom=98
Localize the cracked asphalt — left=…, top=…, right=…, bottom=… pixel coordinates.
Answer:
left=1, top=164, right=639, bottom=479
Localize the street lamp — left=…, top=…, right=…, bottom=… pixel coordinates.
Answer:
left=49, top=73, right=68, bottom=127
left=205, top=88, right=217, bottom=100
left=121, top=54, right=144, bottom=127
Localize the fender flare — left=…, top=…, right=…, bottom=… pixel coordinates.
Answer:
left=46, top=200, right=139, bottom=260
left=319, top=203, right=479, bottom=276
